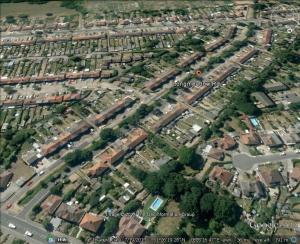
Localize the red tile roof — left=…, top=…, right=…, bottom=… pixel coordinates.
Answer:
left=209, top=166, right=233, bottom=186
left=41, top=194, right=62, bottom=215
left=117, top=215, right=145, bottom=238
left=79, top=213, right=104, bottom=233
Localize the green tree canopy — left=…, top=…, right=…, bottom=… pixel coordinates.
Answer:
left=64, top=149, right=93, bottom=167
left=213, top=196, right=241, bottom=226
left=179, top=146, right=196, bottom=166
left=123, top=200, right=142, bottom=213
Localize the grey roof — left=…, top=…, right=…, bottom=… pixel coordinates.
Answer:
left=252, top=92, right=275, bottom=107
left=263, top=82, right=287, bottom=92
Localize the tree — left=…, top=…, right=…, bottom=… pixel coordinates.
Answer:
left=289, top=102, right=300, bottom=111
left=179, top=187, right=203, bottom=216
left=209, top=219, right=223, bottom=233
left=234, top=222, right=256, bottom=238
left=100, top=128, right=117, bottom=142
left=163, top=180, right=177, bottom=199
left=4, top=86, right=16, bottom=95
left=201, top=127, right=212, bottom=140
left=123, top=200, right=142, bottom=213
left=40, top=181, right=48, bottom=188
left=12, top=240, right=25, bottom=244
left=53, top=117, right=62, bottom=125
left=102, top=217, right=120, bottom=238
left=89, top=192, right=99, bottom=208
left=76, top=192, right=87, bottom=203
left=194, top=228, right=212, bottom=238
left=143, top=173, right=163, bottom=194
left=162, top=173, right=186, bottom=200
left=32, top=205, right=42, bottom=215
left=50, top=182, right=63, bottom=195
left=64, top=149, right=93, bottom=167
left=178, top=146, right=196, bottom=166
left=130, top=166, right=147, bottom=182
left=63, top=189, right=76, bottom=201
left=213, top=196, right=241, bottom=226
left=43, top=218, right=53, bottom=231
left=256, top=206, right=275, bottom=224
left=200, top=193, right=216, bottom=217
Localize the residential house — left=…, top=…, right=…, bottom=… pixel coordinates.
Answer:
left=87, top=161, right=110, bottom=177
left=290, top=167, right=300, bottom=182
left=263, top=82, right=287, bottom=92
left=258, top=168, right=285, bottom=188
left=263, top=29, right=272, bottom=47
left=220, top=134, right=237, bottom=150
left=0, top=171, right=13, bottom=191
left=208, top=148, right=225, bottom=161
left=55, top=203, right=85, bottom=224
left=123, top=128, right=148, bottom=151
left=240, top=131, right=261, bottom=146
left=259, top=132, right=283, bottom=148
left=240, top=180, right=266, bottom=199
left=116, top=215, right=145, bottom=238
left=99, top=147, right=124, bottom=165
left=209, top=166, right=233, bottom=187
left=41, top=195, right=63, bottom=215
left=236, top=48, right=259, bottom=64
left=213, top=66, right=238, bottom=84
left=79, top=213, right=104, bottom=233
left=145, top=68, right=179, bottom=90
left=251, top=92, right=275, bottom=108
left=185, top=85, right=213, bottom=105
left=152, top=105, right=187, bottom=132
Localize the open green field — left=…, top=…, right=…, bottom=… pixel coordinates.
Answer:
left=1, top=0, right=233, bottom=17
left=156, top=201, right=181, bottom=235
left=0, top=1, right=76, bottom=17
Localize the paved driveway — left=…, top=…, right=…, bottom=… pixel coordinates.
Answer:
left=233, top=152, right=300, bottom=171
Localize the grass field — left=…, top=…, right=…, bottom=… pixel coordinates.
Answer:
left=156, top=201, right=181, bottom=235
left=0, top=2, right=76, bottom=17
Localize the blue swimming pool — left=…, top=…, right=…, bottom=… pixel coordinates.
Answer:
left=250, top=117, right=259, bottom=127
left=150, top=197, right=163, bottom=211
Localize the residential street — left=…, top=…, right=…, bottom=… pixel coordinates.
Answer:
left=233, top=152, right=300, bottom=171
left=0, top=211, right=82, bottom=244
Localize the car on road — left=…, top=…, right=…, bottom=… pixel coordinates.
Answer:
left=296, top=149, right=300, bottom=154
left=6, top=203, right=12, bottom=209
left=280, top=152, right=286, bottom=156
left=39, top=170, right=45, bottom=176
left=8, top=223, right=16, bottom=229
left=27, top=181, right=33, bottom=186
left=24, top=231, right=33, bottom=237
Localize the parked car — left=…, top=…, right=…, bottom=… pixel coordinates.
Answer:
left=24, top=231, right=33, bottom=237
left=8, top=223, right=16, bottom=229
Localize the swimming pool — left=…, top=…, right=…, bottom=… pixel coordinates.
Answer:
left=250, top=117, right=259, bottom=127
left=150, top=197, right=163, bottom=211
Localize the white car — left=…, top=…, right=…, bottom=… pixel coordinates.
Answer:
left=296, top=149, right=300, bottom=154
left=8, top=223, right=16, bottom=229
left=280, top=152, right=286, bottom=156
left=38, top=171, right=45, bottom=176
left=24, top=231, right=33, bottom=237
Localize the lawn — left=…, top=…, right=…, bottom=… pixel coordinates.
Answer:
left=156, top=201, right=181, bottom=235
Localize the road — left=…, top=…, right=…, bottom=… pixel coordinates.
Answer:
left=233, top=152, right=300, bottom=171
left=0, top=211, right=82, bottom=244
